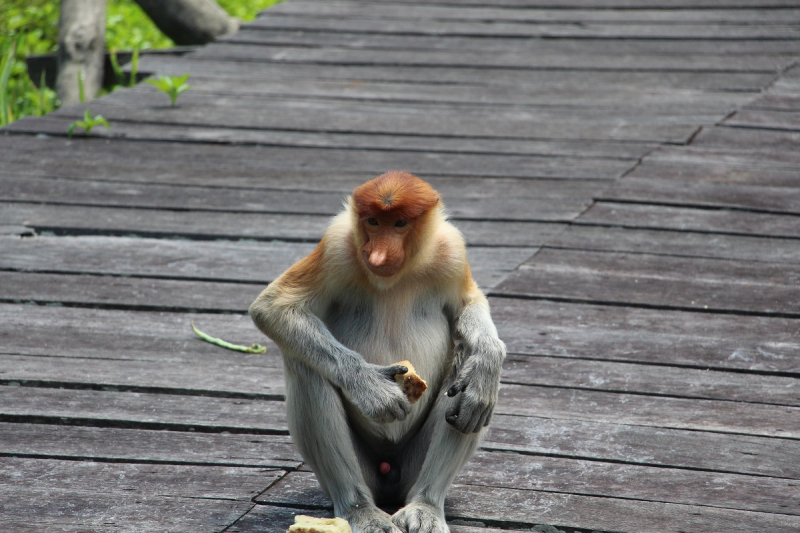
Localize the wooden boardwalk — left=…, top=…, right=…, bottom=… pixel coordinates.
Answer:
left=2, top=1, right=800, bottom=531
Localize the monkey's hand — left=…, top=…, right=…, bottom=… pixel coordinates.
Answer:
left=342, top=363, right=413, bottom=424
left=445, top=347, right=503, bottom=434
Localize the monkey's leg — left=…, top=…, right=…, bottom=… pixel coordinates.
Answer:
left=392, top=380, right=482, bottom=533
left=283, top=358, right=402, bottom=533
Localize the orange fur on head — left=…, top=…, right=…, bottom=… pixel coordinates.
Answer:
left=353, top=171, right=440, bottom=221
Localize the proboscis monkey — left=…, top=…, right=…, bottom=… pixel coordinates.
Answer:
left=250, top=171, right=506, bottom=533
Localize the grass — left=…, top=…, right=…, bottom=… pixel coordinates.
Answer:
left=0, top=0, right=283, bottom=127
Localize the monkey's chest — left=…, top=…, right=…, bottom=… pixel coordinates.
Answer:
left=323, top=296, right=452, bottom=377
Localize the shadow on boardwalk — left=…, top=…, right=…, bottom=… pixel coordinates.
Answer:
left=1, top=1, right=799, bottom=532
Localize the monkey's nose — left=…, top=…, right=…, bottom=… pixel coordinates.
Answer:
left=369, top=249, right=388, bottom=266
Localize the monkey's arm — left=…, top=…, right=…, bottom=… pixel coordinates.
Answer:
left=445, top=278, right=506, bottom=434
left=249, top=248, right=412, bottom=423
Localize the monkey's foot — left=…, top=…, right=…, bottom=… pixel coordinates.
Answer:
left=392, top=502, right=449, bottom=533
left=346, top=506, right=403, bottom=533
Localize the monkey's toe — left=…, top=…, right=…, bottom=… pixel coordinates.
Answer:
left=392, top=502, right=449, bottom=533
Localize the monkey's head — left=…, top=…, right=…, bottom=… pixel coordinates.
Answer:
left=352, top=171, right=440, bottom=280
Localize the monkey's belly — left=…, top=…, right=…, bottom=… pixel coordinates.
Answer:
left=332, top=313, right=451, bottom=442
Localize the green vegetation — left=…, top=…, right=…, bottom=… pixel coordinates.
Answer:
left=147, top=73, right=191, bottom=107
left=0, top=0, right=282, bottom=126
left=67, top=108, right=110, bottom=138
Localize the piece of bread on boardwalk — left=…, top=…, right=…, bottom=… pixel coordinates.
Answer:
left=393, top=360, right=428, bottom=403
left=288, top=515, right=351, bottom=533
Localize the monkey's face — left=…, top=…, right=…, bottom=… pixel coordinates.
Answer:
left=359, top=215, right=412, bottom=277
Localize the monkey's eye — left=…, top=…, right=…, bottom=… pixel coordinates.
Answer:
left=367, top=218, right=379, bottom=226
left=395, top=220, right=408, bottom=228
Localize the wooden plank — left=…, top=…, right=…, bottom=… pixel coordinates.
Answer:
left=502, top=354, right=800, bottom=406
left=690, top=125, right=800, bottom=156
left=0, top=459, right=265, bottom=531
left=0, top=386, right=289, bottom=432
left=334, top=0, right=800, bottom=7
left=136, top=55, right=779, bottom=92
left=40, top=89, right=705, bottom=145
left=485, top=415, right=800, bottom=479
left=596, top=177, right=800, bottom=215
left=491, top=297, right=800, bottom=373
left=0, top=423, right=302, bottom=467
left=0, top=271, right=263, bottom=312
left=4, top=346, right=795, bottom=408
left=5, top=115, right=652, bottom=161
left=2, top=304, right=795, bottom=405
left=284, top=449, right=800, bottom=516
left=266, top=2, right=800, bottom=25
left=725, top=108, right=800, bottom=131
left=137, top=73, right=750, bottom=117
left=0, top=304, right=267, bottom=361
left=549, top=224, right=800, bottom=263
left=0, top=135, right=630, bottom=181
left=3, top=382, right=797, bottom=439
left=0, top=235, right=316, bottom=280
left=496, top=384, right=800, bottom=438
left=194, top=40, right=791, bottom=74
left=577, top=201, right=800, bottom=238
left=3, top=457, right=281, bottom=500
left=493, top=247, right=800, bottom=316
left=0, top=174, right=601, bottom=222
left=247, top=15, right=800, bottom=40
left=0, top=237, right=534, bottom=290
left=226, top=27, right=800, bottom=61
left=257, top=471, right=800, bottom=533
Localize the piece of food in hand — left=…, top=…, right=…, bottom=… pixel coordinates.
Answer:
left=288, top=515, right=352, bottom=533
left=393, top=360, right=428, bottom=403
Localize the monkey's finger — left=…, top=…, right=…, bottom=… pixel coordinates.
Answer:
left=445, top=406, right=461, bottom=427
left=384, top=365, right=409, bottom=379
left=446, top=381, right=467, bottom=397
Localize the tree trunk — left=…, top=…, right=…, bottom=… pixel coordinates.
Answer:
left=56, top=0, right=106, bottom=106
left=132, top=0, right=240, bottom=46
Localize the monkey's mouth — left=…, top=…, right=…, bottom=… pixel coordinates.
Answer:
left=368, top=264, right=399, bottom=277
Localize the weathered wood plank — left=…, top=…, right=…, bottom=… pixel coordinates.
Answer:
left=248, top=14, right=800, bottom=40
left=2, top=115, right=650, bottom=160
left=725, top=109, right=800, bottom=131
left=0, top=237, right=533, bottom=290
left=690, top=125, right=800, bottom=155
left=596, top=177, right=800, bottom=215
left=0, top=174, right=600, bottom=222
left=0, top=385, right=289, bottom=431
left=41, top=89, right=704, bottom=145
left=3, top=457, right=281, bottom=500
left=0, top=459, right=265, bottom=531
left=577, top=201, right=800, bottom=238
left=0, top=423, right=302, bottom=467
left=0, top=134, right=629, bottom=181
left=502, top=354, right=800, bottom=406
left=266, top=2, right=800, bottom=25
left=5, top=345, right=796, bottom=408
left=486, top=415, right=800, bottom=479
left=194, top=40, right=790, bottom=74
left=491, top=297, right=800, bottom=373
left=0, top=235, right=315, bottom=280
left=496, top=384, right=800, bottom=438
left=1, top=206, right=561, bottom=249
left=493, top=247, right=800, bottom=316
left=549, top=224, right=800, bottom=263
left=258, top=471, right=800, bottom=533
left=4, top=382, right=797, bottom=439
left=136, top=55, right=778, bottom=92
